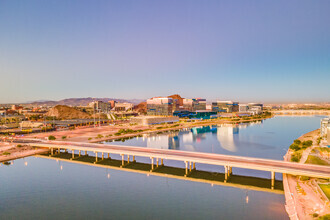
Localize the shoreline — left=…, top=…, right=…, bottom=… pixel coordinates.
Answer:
left=90, top=115, right=273, bottom=143
left=283, top=129, right=330, bottom=219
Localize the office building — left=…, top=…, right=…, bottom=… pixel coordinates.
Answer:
left=147, top=97, right=174, bottom=116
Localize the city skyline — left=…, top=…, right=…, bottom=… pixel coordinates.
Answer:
left=1, top=0, right=330, bottom=103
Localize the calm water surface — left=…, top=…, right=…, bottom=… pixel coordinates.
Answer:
left=0, top=116, right=324, bottom=219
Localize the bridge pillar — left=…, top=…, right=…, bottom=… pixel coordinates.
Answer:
left=156, top=158, right=159, bottom=167
left=224, top=166, right=228, bottom=182
left=51, top=148, right=53, bottom=156
left=58, top=148, right=60, bottom=154
left=132, top=155, right=135, bottom=162
left=85, top=150, right=87, bottom=156
left=189, top=162, right=192, bottom=172
left=271, top=171, right=275, bottom=189
left=150, top=157, right=154, bottom=171
left=121, top=154, right=125, bottom=166
left=193, top=162, right=196, bottom=170
left=102, top=152, right=104, bottom=160
left=79, top=150, right=81, bottom=157
left=72, top=150, right=75, bottom=159
left=108, top=153, right=111, bottom=159
left=185, top=161, right=188, bottom=176
left=95, top=152, right=98, bottom=163
left=128, top=155, right=130, bottom=164
left=161, top=158, right=163, bottom=166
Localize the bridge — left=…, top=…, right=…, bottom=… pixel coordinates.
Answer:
left=272, top=110, right=330, bottom=115
left=27, top=140, right=330, bottom=189
left=36, top=154, right=284, bottom=194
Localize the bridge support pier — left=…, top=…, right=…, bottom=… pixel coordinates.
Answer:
left=156, top=158, right=159, bottom=167
left=108, top=153, right=111, bottom=159
left=50, top=148, right=54, bottom=156
left=94, top=152, right=98, bottom=163
left=271, top=171, right=275, bottom=189
left=150, top=157, right=154, bottom=171
left=71, top=150, right=75, bottom=159
left=79, top=150, right=81, bottom=157
left=121, top=154, right=125, bottom=167
left=58, top=148, right=60, bottom=154
left=161, top=158, right=164, bottom=166
left=185, top=161, right=188, bottom=176
left=85, top=151, right=88, bottom=156
left=132, top=155, right=135, bottom=162
left=193, top=162, right=196, bottom=170
left=102, top=152, right=104, bottom=160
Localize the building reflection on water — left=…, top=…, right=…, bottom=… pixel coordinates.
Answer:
left=144, top=121, right=265, bottom=151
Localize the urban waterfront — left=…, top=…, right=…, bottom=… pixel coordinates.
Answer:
left=0, top=116, right=325, bottom=219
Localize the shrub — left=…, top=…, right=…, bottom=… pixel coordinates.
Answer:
left=62, top=136, right=67, bottom=140
left=16, top=144, right=22, bottom=148
left=289, top=144, right=300, bottom=151
left=291, top=152, right=302, bottom=162
left=293, top=139, right=301, bottom=145
left=302, top=140, right=313, bottom=148
left=3, top=151, right=11, bottom=155
left=48, top=135, right=56, bottom=140
left=88, top=137, right=92, bottom=140
left=96, top=134, right=104, bottom=139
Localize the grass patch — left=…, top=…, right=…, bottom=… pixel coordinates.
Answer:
left=16, top=144, right=22, bottom=148
left=319, top=184, right=330, bottom=200
left=2, top=151, right=11, bottom=155
left=305, top=155, right=329, bottom=165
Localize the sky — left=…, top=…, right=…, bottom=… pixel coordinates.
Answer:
left=0, top=0, right=330, bottom=104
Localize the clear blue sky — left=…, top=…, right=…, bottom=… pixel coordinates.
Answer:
left=0, top=0, right=329, bottom=103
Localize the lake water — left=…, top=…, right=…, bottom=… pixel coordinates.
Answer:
left=0, top=116, right=324, bottom=219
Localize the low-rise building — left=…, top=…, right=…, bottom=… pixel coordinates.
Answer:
left=239, top=104, right=249, bottom=112
left=321, top=118, right=330, bottom=137
left=131, top=116, right=179, bottom=125
left=88, top=101, right=112, bottom=113
left=113, top=102, right=133, bottom=112
left=147, top=97, right=173, bottom=116
left=212, top=101, right=239, bottom=113
left=182, top=98, right=206, bottom=111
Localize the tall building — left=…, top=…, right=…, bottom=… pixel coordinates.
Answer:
left=147, top=97, right=173, bottom=116
left=182, top=98, right=206, bottom=111
left=212, top=101, right=239, bottom=113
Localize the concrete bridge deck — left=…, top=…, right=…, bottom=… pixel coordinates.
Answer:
left=28, top=140, right=330, bottom=183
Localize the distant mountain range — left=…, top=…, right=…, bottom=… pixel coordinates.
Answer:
left=25, top=97, right=145, bottom=106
